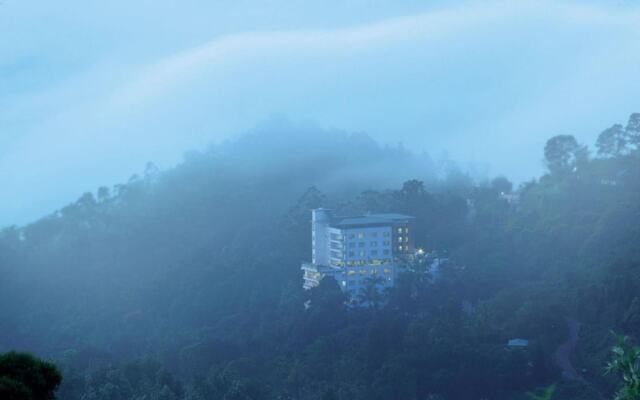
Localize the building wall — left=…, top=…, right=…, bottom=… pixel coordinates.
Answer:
left=341, top=226, right=393, bottom=264
left=311, top=209, right=331, bottom=266
left=336, top=262, right=396, bottom=297
left=306, top=209, right=414, bottom=302
left=391, top=223, right=414, bottom=256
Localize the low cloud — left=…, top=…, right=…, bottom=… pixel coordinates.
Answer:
left=1, top=0, right=640, bottom=226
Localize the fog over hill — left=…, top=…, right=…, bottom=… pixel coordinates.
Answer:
left=2, top=0, right=640, bottom=226
left=2, top=2, right=640, bottom=399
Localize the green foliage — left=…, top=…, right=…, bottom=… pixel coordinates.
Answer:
left=526, top=384, right=556, bottom=400
left=0, top=351, right=62, bottom=400
left=606, top=335, right=640, bottom=400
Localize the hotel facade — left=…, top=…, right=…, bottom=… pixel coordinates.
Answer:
left=301, top=209, right=414, bottom=299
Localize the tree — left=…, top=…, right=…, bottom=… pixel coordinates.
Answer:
left=606, top=335, right=640, bottom=400
left=400, top=179, right=426, bottom=198
left=626, top=113, right=640, bottom=151
left=309, top=277, right=346, bottom=311
left=0, top=351, right=62, bottom=400
left=305, top=277, right=348, bottom=338
left=544, top=135, right=587, bottom=174
left=596, top=124, right=628, bottom=157
left=357, top=276, right=386, bottom=309
left=96, top=186, right=110, bottom=203
left=491, top=176, right=513, bottom=194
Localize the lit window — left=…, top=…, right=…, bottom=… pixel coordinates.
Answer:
left=397, top=228, right=402, bottom=233
left=359, top=251, right=365, bottom=257
left=404, top=237, right=409, bottom=242
left=357, top=233, right=365, bottom=239
left=347, top=270, right=356, bottom=276
left=384, top=268, right=391, bottom=274
left=342, top=281, right=347, bottom=286
left=397, top=237, right=403, bottom=243
left=398, top=245, right=403, bottom=251
left=404, top=228, right=409, bottom=233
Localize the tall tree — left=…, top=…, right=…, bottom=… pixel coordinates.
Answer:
left=544, top=134, right=587, bottom=174
left=596, top=124, right=628, bottom=158
left=626, top=113, right=640, bottom=151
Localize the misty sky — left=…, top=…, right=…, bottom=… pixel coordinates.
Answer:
left=1, top=0, right=640, bottom=227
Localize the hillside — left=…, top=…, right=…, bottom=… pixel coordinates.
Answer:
left=1, top=116, right=640, bottom=400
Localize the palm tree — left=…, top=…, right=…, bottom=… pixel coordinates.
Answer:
left=606, top=335, right=640, bottom=400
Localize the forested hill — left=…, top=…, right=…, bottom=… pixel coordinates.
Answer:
left=1, top=115, right=640, bottom=400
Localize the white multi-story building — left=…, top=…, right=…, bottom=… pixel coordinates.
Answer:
left=301, top=209, right=414, bottom=299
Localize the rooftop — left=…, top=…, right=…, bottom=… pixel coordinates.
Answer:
left=332, top=213, right=414, bottom=228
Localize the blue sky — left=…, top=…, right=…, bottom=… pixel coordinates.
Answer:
left=1, top=0, right=640, bottom=227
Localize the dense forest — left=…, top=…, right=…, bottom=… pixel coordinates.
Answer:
left=1, top=114, right=640, bottom=400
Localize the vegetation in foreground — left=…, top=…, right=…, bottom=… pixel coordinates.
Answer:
left=0, top=351, right=61, bottom=400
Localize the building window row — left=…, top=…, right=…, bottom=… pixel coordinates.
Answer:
left=341, top=259, right=393, bottom=266
left=346, top=231, right=392, bottom=240
left=346, top=240, right=391, bottom=248
left=344, top=268, right=393, bottom=278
